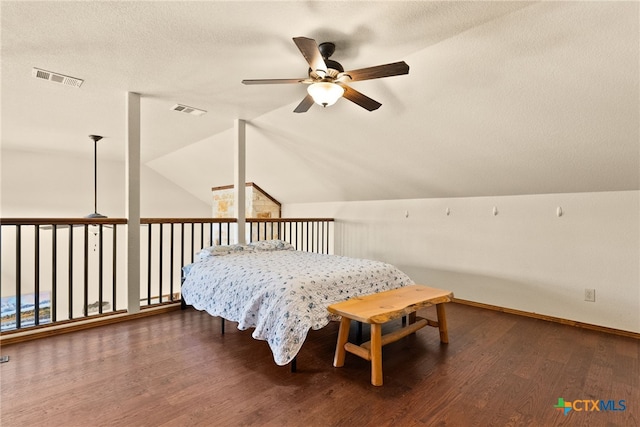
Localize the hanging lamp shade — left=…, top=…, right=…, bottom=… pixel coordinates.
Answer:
left=307, top=82, right=344, bottom=107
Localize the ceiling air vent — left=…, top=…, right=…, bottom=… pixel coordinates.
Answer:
left=171, top=104, right=207, bottom=116
left=32, top=68, right=83, bottom=88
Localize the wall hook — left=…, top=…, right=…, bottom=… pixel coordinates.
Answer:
left=493, top=206, right=498, bottom=216
left=557, top=206, right=563, bottom=217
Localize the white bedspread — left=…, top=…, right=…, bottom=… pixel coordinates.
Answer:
left=181, top=247, right=413, bottom=365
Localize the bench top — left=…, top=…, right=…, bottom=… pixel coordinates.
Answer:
left=327, top=284, right=453, bottom=324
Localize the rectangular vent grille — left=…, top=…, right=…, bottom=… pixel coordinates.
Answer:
left=171, top=104, right=206, bottom=116
left=32, top=68, right=83, bottom=88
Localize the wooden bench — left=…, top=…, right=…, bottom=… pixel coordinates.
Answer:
left=327, top=284, right=453, bottom=386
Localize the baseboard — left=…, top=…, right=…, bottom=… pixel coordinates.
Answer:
left=0, top=303, right=182, bottom=346
left=3, top=300, right=637, bottom=345
left=453, top=298, right=640, bottom=340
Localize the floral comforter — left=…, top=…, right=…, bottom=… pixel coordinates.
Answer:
left=180, top=241, right=414, bottom=365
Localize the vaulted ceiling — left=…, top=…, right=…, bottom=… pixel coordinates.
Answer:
left=2, top=1, right=638, bottom=204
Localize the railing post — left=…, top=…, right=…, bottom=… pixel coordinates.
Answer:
left=170, top=224, right=174, bottom=301
left=98, top=224, right=104, bottom=314
left=112, top=225, right=117, bottom=311
left=34, top=225, right=40, bottom=326
left=83, top=225, right=89, bottom=317
left=15, top=225, right=22, bottom=329
left=190, top=224, right=195, bottom=264
left=52, top=224, right=58, bottom=321
left=147, top=223, right=152, bottom=305
left=159, top=224, right=163, bottom=303
left=68, top=225, right=73, bottom=320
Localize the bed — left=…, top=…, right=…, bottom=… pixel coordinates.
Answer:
left=180, top=240, right=414, bottom=366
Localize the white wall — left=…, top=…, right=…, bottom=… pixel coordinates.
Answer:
left=284, top=191, right=640, bottom=333
left=1, top=149, right=211, bottom=217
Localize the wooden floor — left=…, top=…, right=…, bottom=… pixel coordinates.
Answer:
left=1, top=303, right=638, bottom=427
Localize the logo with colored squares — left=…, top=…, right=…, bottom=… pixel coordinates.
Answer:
left=554, top=398, right=626, bottom=416
left=554, top=398, right=573, bottom=415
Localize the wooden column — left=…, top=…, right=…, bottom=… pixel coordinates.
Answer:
left=126, top=92, right=141, bottom=314
left=234, top=119, right=246, bottom=244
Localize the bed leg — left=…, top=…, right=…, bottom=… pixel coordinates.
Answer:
left=220, top=318, right=225, bottom=334
left=290, top=357, right=297, bottom=373
left=180, top=297, right=187, bottom=310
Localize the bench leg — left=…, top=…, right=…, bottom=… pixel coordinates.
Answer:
left=436, top=303, right=449, bottom=344
left=408, top=312, right=417, bottom=324
left=370, top=323, right=383, bottom=386
left=333, top=317, right=351, bottom=367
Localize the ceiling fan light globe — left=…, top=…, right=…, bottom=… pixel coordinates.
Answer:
left=307, top=82, right=344, bottom=107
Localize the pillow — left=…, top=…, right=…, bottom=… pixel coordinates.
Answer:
left=248, top=239, right=295, bottom=251
left=196, top=243, right=255, bottom=260
left=196, top=240, right=293, bottom=260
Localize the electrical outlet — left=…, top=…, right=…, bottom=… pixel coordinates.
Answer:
left=585, top=288, right=596, bottom=302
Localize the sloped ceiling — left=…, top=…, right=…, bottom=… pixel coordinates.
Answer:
left=1, top=1, right=638, bottom=205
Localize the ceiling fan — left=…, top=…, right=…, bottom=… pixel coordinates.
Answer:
left=40, top=134, right=108, bottom=231
left=242, top=37, right=409, bottom=113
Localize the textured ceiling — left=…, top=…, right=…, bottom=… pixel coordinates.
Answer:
left=1, top=1, right=638, bottom=204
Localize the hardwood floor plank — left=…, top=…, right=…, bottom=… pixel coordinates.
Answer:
left=1, top=303, right=638, bottom=426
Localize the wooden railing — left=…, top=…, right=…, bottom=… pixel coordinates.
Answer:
left=139, top=218, right=236, bottom=307
left=246, top=218, right=334, bottom=254
left=0, top=218, right=128, bottom=330
left=0, top=217, right=334, bottom=334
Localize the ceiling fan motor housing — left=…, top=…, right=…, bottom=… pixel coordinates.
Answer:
left=308, top=42, right=344, bottom=78
left=318, top=42, right=336, bottom=59
left=324, top=59, right=344, bottom=73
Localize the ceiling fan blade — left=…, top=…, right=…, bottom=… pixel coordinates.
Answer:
left=340, top=61, right=409, bottom=82
left=293, top=37, right=327, bottom=75
left=293, top=94, right=315, bottom=113
left=242, top=78, right=305, bottom=85
left=339, top=84, right=382, bottom=111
